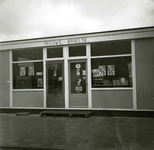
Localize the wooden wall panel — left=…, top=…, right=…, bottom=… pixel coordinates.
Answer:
left=0, top=51, right=10, bottom=107
left=92, top=90, right=133, bottom=109
left=135, top=38, right=154, bottom=110
left=13, top=91, right=43, bottom=107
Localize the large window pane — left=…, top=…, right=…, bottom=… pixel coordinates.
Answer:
left=13, top=48, right=43, bottom=61
left=13, top=62, right=43, bottom=89
left=47, top=47, right=63, bottom=58
left=69, top=45, right=86, bottom=57
left=91, top=41, right=131, bottom=56
left=91, top=57, right=132, bottom=88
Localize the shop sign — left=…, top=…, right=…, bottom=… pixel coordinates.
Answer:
left=44, top=37, right=87, bottom=46
left=75, top=86, right=83, bottom=92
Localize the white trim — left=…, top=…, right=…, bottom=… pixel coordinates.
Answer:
left=62, top=108, right=90, bottom=110
left=91, top=108, right=134, bottom=111
left=12, top=89, right=44, bottom=92
left=1, top=107, right=154, bottom=112
left=9, top=50, right=13, bottom=107
left=43, top=48, right=47, bottom=108
left=87, top=44, right=92, bottom=109
left=0, top=107, right=44, bottom=109
left=64, top=46, right=69, bottom=109
left=91, top=54, right=132, bottom=59
left=12, top=60, right=43, bottom=63
left=46, top=58, right=64, bottom=61
left=91, top=88, right=133, bottom=90
left=131, top=40, right=137, bottom=110
left=68, top=56, right=87, bottom=60
left=1, top=27, right=154, bottom=51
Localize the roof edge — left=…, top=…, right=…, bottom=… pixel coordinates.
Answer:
left=0, top=26, right=154, bottom=43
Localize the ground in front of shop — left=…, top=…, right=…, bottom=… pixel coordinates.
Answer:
left=0, top=114, right=154, bottom=150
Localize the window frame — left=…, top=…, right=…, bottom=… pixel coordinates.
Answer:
left=90, top=41, right=133, bottom=90
left=12, top=49, right=44, bottom=90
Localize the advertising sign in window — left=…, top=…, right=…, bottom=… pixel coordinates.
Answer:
left=107, top=65, right=115, bottom=76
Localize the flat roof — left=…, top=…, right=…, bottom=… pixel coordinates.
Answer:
left=1, top=26, right=154, bottom=43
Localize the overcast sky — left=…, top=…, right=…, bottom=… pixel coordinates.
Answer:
left=0, top=0, right=154, bottom=42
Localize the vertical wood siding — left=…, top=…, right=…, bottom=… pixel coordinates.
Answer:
left=135, top=38, right=154, bottom=110
left=0, top=51, right=10, bottom=107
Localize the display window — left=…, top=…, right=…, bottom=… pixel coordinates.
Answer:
left=12, top=48, right=43, bottom=89
left=91, top=57, right=132, bottom=88
left=13, top=62, right=43, bottom=89
left=69, top=45, right=86, bottom=57
left=47, top=47, right=63, bottom=58
left=13, top=48, right=43, bottom=61
left=91, top=40, right=132, bottom=88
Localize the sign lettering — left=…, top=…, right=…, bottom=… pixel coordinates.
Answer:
left=44, top=37, right=87, bottom=46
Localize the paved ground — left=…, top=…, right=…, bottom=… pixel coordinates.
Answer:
left=0, top=114, right=154, bottom=150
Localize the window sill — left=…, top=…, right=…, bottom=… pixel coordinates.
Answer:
left=12, top=89, right=44, bottom=92
left=91, top=87, right=133, bottom=90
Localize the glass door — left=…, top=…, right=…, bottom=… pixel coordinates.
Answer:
left=69, top=60, right=88, bottom=108
left=46, top=61, right=64, bottom=108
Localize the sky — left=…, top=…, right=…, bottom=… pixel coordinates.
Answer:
left=0, top=0, right=154, bottom=42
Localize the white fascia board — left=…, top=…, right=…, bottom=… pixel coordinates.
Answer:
left=0, top=27, right=154, bottom=51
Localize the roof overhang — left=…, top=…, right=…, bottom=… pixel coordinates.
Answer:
left=0, top=26, right=154, bottom=51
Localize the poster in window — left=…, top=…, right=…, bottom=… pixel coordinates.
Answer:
left=53, top=70, right=57, bottom=76
left=75, top=78, right=82, bottom=93
left=127, top=62, right=132, bottom=77
left=107, top=65, right=115, bottom=76
left=29, top=66, right=34, bottom=75
left=20, top=67, right=26, bottom=76
left=92, top=68, right=105, bottom=77
left=76, top=64, right=81, bottom=76
left=99, top=65, right=106, bottom=76
left=82, top=70, right=86, bottom=76
left=92, top=69, right=99, bottom=77
left=37, top=78, right=43, bottom=87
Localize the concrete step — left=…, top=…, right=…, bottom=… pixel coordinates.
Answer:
left=40, top=110, right=92, bottom=118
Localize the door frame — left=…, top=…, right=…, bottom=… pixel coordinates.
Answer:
left=68, top=59, right=88, bottom=108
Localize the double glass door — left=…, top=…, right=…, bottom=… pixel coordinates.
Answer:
left=46, top=60, right=88, bottom=108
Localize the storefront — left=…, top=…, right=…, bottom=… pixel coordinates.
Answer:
left=0, top=27, right=154, bottom=113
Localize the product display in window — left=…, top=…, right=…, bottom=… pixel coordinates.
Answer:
left=13, top=62, right=43, bottom=89
left=91, top=57, right=132, bottom=88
